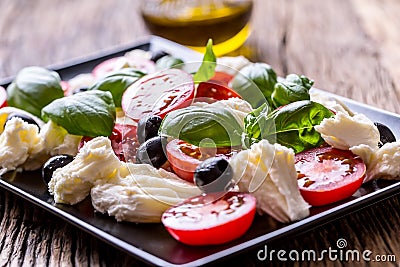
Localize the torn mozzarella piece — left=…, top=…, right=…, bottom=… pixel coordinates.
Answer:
left=0, top=107, right=44, bottom=133
left=40, top=120, right=82, bottom=156
left=352, top=142, right=400, bottom=182
left=67, top=73, right=96, bottom=95
left=230, top=140, right=310, bottom=223
left=309, top=89, right=353, bottom=115
left=216, top=56, right=251, bottom=75
left=91, top=164, right=201, bottom=223
left=48, top=137, right=123, bottom=205
left=0, top=117, right=44, bottom=172
left=315, top=112, right=380, bottom=150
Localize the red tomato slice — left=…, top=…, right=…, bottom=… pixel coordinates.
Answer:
left=92, top=57, right=122, bottom=78
left=162, top=191, right=256, bottom=246
left=196, top=72, right=241, bottom=102
left=166, top=139, right=202, bottom=182
left=78, top=124, right=137, bottom=162
left=121, top=69, right=195, bottom=121
left=295, top=147, right=366, bottom=206
left=212, top=71, right=234, bottom=85
left=0, top=86, right=7, bottom=108
left=166, top=139, right=237, bottom=182
left=92, top=56, right=155, bottom=78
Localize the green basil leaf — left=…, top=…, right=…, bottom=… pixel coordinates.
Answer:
left=230, top=63, right=277, bottom=109
left=7, top=66, right=64, bottom=118
left=271, top=74, right=313, bottom=108
left=243, top=103, right=271, bottom=147
left=41, top=90, right=116, bottom=137
left=245, top=100, right=333, bottom=153
left=159, top=106, right=243, bottom=147
left=193, top=39, right=217, bottom=83
left=156, top=55, right=184, bottom=70
left=89, top=68, right=145, bottom=107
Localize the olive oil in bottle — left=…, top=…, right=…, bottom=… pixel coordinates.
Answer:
left=141, top=0, right=253, bottom=56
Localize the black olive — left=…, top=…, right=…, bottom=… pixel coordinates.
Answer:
left=137, top=115, right=163, bottom=144
left=194, top=157, right=233, bottom=193
left=5, top=112, right=39, bottom=128
left=42, top=155, right=74, bottom=185
left=374, top=122, right=396, bottom=147
left=135, top=136, right=167, bottom=168
left=151, top=50, right=170, bottom=62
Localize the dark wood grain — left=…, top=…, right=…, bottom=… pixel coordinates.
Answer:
left=1, top=0, right=400, bottom=266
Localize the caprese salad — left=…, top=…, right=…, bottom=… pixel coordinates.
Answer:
left=0, top=40, right=399, bottom=246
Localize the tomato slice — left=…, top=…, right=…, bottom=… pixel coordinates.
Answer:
left=196, top=72, right=241, bottom=102
left=212, top=71, right=234, bottom=85
left=78, top=123, right=137, bottom=162
left=92, top=56, right=155, bottom=78
left=0, top=86, right=7, bottom=108
left=166, top=139, right=202, bottom=182
left=121, top=69, right=195, bottom=121
left=92, top=57, right=122, bottom=78
left=166, top=139, right=237, bottom=182
left=162, top=191, right=256, bottom=246
left=295, top=146, right=366, bottom=206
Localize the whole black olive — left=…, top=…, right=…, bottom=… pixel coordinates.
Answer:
left=194, top=157, right=233, bottom=193
left=136, top=136, right=167, bottom=168
left=5, top=112, right=40, bottom=128
left=151, top=50, right=170, bottom=62
left=42, top=154, right=74, bottom=185
left=374, top=122, right=396, bottom=147
left=137, top=115, right=163, bottom=144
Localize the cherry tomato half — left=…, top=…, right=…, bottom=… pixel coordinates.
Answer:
left=162, top=191, right=256, bottom=246
left=0, top=86, right=7, bottom=108
left=295, top=146, right=366, bottom=206
left=166, top=139, right=237, bottom=182
left=196, top=72, right=241, bottom=102
left=122, top=69, right=195, bottom=121
left=166, top=139, right=202, bottom=182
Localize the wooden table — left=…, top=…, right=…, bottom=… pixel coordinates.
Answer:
left=1, top=0, right=400, bottom=266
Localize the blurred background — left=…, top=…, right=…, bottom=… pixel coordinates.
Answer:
left=2, top=0, right=400, bottom=116
left=2, top=0, right=400, bottom=117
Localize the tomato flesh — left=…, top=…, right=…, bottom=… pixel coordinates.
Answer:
left=295, top=147, right=366, bottom=206
left=78, top=124, right=137, bottom=162
left=196, top=72, right=241, bottom=103
left=92, top=56, right=155, bottom=78
left=166, top=139, right=237, bottom=182
left=162, top=191, right=256, bottom=246
left=121, top=69, right=195, bottom=121
left=0, top=86, right=7, bottom=108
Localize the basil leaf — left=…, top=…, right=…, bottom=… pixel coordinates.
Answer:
left=159, top=106, right=243, bottom=147
left=41, top=90, right=116, bottom=137
left=271, top=74, right=313, bottom=108
left=231, top=63, right=277, bottom=109
left=89, top=68, right=145, bottom=107
left=156, top=55, right=184, bottom=70
left=243, top=103, right=271, bottom=147
left=245, top=100, right=333, bottom=153
left=7, top=66, right=64, bottom=118
left=193, top=39, right=217, bottom=83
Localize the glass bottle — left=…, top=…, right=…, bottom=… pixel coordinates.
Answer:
left=141, top=0, right=253, bottom=56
